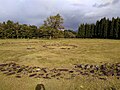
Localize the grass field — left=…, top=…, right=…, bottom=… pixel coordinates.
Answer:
left=0, top=39, right=120, bottom=90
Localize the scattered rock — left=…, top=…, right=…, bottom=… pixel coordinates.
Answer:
left=90, top=70, right=94, bottom=73
left=0, top=69, right=6, bottom=72
left=117, top=77, right=119, bottom=79
left=0, top=62, right=119, bottom=80
left=41, top=68, right=47, bottom=73
left=0, top=64, right=8, bottom=66
left=116, top=72, right=120, bottom=76
left=29, top=73, right=37, bottom=77
left=57, top=68, right=69, bottom=72
left=6, top=72, right=16, bottom=75
left=55, top=73, right=61, bottom=76
left=16, top=75, right=22, bottom=78
left=69, top=70, right=74, bottom=73
left=17, top=68, right=23, bottom=73
left=99, top=77, right=107, bottom=80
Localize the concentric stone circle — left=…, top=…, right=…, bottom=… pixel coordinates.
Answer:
left=43, top=44, right=77, bottom=50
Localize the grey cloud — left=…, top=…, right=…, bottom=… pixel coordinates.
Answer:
left=112, top=0, right=120, bottom=4
left=0, top=0, right=120, bottom=30
left=93, top=2, right=110, bottom=8
left=61, top=9, right=86, bottom=30
left=93, top=0, right=120, bottom=8
left=71, top=3, right=85, bottom=7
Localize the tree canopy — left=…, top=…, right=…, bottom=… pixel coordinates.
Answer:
left=77, top=17, right=120, bottom=39
left=0, top=15, right=120, bottom=39
left=43, top=14, right=64, bottom=30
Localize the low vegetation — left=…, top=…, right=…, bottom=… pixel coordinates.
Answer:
left=0, top=39, right=120, bottom=90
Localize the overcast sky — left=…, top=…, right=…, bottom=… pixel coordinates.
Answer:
left=0, top=0, right=120, bottom=30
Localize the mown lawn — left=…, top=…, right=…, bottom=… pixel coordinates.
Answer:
left=0, top=39, right=120, bottom=90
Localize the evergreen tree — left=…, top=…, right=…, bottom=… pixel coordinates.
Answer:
left=110, top=17, right=115, bottom=38
left=77, top=24, right=85, bottom=38
left=90, top=24, right=95, bottom=38
left=114, top=17, right=119, bottom=38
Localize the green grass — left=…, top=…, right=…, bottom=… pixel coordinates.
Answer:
left=0, top=39, right=120, bottom=90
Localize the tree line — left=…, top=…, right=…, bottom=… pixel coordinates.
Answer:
left=77, top=17, right=120, bottom=39
left=0, top=14, right=76, bottom=39
left=0, top=14, right=120, bottom=39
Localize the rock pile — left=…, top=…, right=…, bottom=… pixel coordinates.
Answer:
left=0, top=62, right=119, bottom=80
